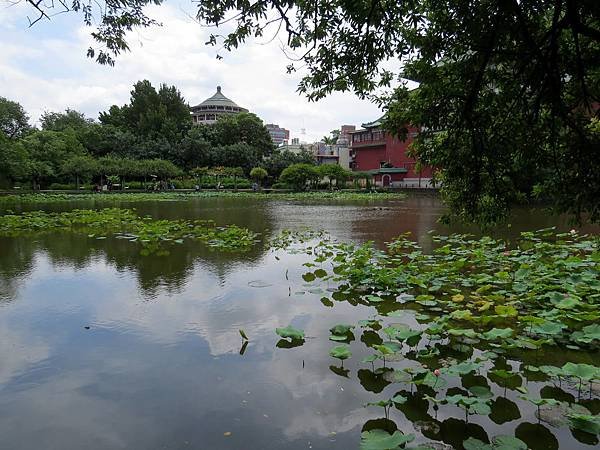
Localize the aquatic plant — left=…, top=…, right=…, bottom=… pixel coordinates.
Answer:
left=275, top=227, right=600, bottom=445
left=0, top=208, right=258, bottom=253
left=0, top=190, right=407, bottom=207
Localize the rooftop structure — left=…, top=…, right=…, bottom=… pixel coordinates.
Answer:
left=190, top=86, right=248, bottom=125
left=265, top=124, right=290, bottom=145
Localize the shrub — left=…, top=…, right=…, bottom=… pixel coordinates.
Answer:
left=279, top=164, right=320, bottom=191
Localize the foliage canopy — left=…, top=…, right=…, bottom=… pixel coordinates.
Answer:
left=24, top=0, right=600, bottom=223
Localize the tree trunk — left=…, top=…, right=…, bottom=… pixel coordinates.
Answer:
left=76, top=175, right=80, bottom=190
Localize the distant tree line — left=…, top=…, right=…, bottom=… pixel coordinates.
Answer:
left=0, top=80, right=317, bottom=190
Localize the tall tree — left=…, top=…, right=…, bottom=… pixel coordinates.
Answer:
left=212, top=113, right=274, bottom=159
left=40, top=109, right=94, bottom=132
left=0, top=133, right=30, bottom=185
left=100, top=80, right=192, bottom=143
left=0, top=97, right=30, bottom=139
left=22, top=130, right=86, bottom=188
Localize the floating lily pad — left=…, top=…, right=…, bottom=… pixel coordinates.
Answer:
left=275, top=325, right=305, bottom=340
left=329, top=345, right=352, bottom=360
left=360, top=429, right=415, bottom=450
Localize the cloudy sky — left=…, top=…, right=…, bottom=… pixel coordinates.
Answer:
left=1, top=1, right=384, bottom=142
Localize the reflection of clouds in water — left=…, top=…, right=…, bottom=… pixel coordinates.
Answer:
left=86, top=250, right=321, bottom=355
left=0, top=368, right=150, bottom=449
left=0, top=322, right=51, bottom=385
left=283, top=406, right=368, bottom=441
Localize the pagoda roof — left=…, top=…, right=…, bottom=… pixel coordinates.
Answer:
left=361, top=115, right=385, bottom=129
left=192, top=86, right=247, bottom=110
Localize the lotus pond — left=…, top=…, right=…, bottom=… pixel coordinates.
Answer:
left=0, top=193, right=598, bottom=450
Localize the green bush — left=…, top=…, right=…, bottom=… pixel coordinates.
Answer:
left=279, top=163, right=319, bottom=191
left=271, top=182, right=292, bottom=190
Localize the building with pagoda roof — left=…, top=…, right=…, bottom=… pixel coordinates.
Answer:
left=190, top=86, right=248, bottom=125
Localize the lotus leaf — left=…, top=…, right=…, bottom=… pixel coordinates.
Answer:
left=491, top=435, right=528, bottom=449
left=561, top=362, right=599, bottom=381
left=329, top=345, right=352, bottom=360
left=482, top=328, right=513, bottom=340
left=330, top=324, right=354, bottom=335
left=567, top=413, right=600, bottom=435
left=463, top=437, right=492, bottom=450
left=494, top=305, right=518, bottom=317
left=446, top=360, right=482, bottom=376
left=468, top=386, right=493, bottom=399
left=275, top=326, right=305, bottom=340
left=360, top=430, right=415, bottom=450
left=530, top=321, right=565, bottom=336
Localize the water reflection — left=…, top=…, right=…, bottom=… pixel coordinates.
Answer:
left=0, top=196, right=598, bottom=449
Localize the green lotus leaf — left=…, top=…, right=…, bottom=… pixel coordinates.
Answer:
left=491, top=435, right=528, bottom=449
left=482, top=328, right=514, bottom=340
left=530, top=321, right=565, bottom=336
left=329, top=345, right=351, bottom=360
left=330, top=324, right=355, bottom=335
left=555, top=297, right=580, bottom=309
left=561, top=362, right=599, bottom=381
left=468, top=385, right=494, bottom=399
left=448, top=328, right=478, bottom=338
left=463, top=437, right=492, bottom=450
left=494, top=305, right=518, bottom=317
left=358, top=319, right=380, bottom=329
left=539, top=365, right=563, bottom=377
left=330, top=335, right=351, bottom=341
left=567, top=413, right=600, bottom=435
left=360, top=430, right=415, bottom=450
left=490, top=369, right=514, bottom=379
left=518, top=396, right=560, bottom=407
left=446, top=360, right=482, bottom=376
left=314, top=268, right=327, bottom=278
left=302, top=272, right=316, bottom=282
left=470, top=401, right=492, bottom=415
left=450, top=310, right=473, bottom=320
left=575, top=324, right=600, bottom=343
left=275, top=325, right=305, bottom=340
left=420, top=372, right=448, bottom=390
left=391, top=394, right=408, bottom=405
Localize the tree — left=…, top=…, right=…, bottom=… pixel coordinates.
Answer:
left=22, top=130, right=85, bottom=188
left=317, top=164, right=350, bottom=189
left=0, top=134, right=30, bottom=186
left=41, top=109, right=93, bottom=132
left=79, top=124, right=137, bottom=158
left=99, top=80, right=192, bottom=146
left=177, top=124, right=214, bottom=170
left=322, top=129, right=341, bottom=145
left=212, top=143, right=260, bottom=172
left=212, top=113, right=274, bottom=159
left=263, top=149, right=316, bottom=180
left=279, top=164, right=320, bottom=191
left=250, top=167, right=268, bottom=186
left=61, top=155, right=98, bottom=189
left=145, top=159, right=182, bottom=181
left=0, top=97, right=30, bottom=139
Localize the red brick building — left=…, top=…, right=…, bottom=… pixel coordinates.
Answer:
left=349, top=118, right=434, bottom=188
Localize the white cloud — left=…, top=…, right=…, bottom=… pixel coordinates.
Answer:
left=0, top=1, right=382, bottom=141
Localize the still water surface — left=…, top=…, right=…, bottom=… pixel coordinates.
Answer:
left=0, top=195, right=597, bottom=449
